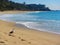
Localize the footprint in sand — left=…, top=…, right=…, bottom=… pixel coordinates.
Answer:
left=28, top=42, right=31, bottom=44
left=18, top=37, right=21, bottom=39
left=0, top=41, right=5, bottom=43
left=21, top=39, right=26, bottom=41
left=18, top=37, right=26, bottom=41
left=0, top=41, right=6, bottom=45
left=18, top=36, right=31, bottom=44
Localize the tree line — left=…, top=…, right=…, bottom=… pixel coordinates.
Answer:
left=0, top=0, right=50, bottom=11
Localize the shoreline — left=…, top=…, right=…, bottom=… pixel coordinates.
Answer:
left=0, top=10, right=41, bottom=14
left=1, top=19, right=60, bottom=35
left=0, top=20, right=60, bottom=45
left=15, top=21, right=60, bottom=35
left=0, top=10, right=60, bottom=35
left=0, top=11, right=60, bottom=45
left=0, top=11, right=29, bottom=14
left=15, top=22, right=60, bottom=35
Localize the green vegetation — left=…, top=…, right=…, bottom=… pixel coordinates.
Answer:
left=0, top=0, right=50, bottom=11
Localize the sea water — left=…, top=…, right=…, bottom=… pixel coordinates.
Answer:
left=0, top=11, right=60, bottom=34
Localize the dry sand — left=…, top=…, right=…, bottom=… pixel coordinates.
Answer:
left=0, top=20, right=60, bottom=45
left=0, top=11, right=29, bottom=14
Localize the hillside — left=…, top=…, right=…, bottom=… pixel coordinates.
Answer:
left=0, top=0, right=50, bottom=11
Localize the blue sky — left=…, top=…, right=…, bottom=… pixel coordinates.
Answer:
left=11, top=0, right=60, bottom=10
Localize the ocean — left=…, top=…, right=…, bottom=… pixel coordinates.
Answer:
left=0, top=11, right=60, bottom=34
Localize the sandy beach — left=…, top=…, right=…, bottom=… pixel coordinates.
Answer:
left=0, top=0, right=60, bottom=44
left=0, top=11, right=60, bottom=45
left=0, top=20, right=60, bottom=45
left=0, top=11, right=30, bottom=14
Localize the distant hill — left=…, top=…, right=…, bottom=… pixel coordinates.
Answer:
left=0, top=0, right=51, bottom=11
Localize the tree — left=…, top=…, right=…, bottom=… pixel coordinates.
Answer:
left=23, top=2, right=26, bottom=5
left=0, top=0, right=50, bottom=11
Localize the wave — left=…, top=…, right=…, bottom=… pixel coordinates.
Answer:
left=0, top=11, right=60, bottom=34
left=16, top=21, right=60, bottom=34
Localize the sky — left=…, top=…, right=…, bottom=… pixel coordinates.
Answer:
left=11, top=0, right=60, bottom=10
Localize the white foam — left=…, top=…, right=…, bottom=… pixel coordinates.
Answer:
left=16, top=22, right=60, bottom=34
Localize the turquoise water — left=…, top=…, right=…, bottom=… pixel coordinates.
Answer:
left=0, top=11, right=60, bottom=34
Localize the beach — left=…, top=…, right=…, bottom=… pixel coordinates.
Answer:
left=0, top=0, right=60, bottom=44
left=0, top=20, right=60, bottom=45
left=0, top=11, right=60, bottom=45
left=0, top=11, right=30, bottom=14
